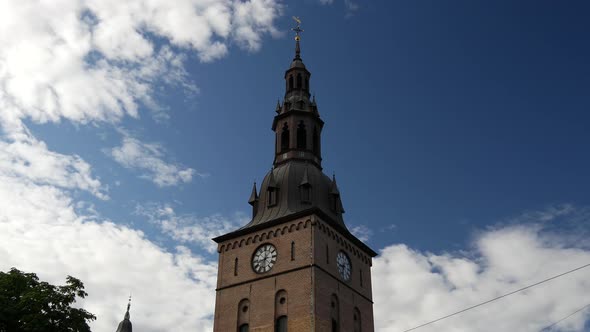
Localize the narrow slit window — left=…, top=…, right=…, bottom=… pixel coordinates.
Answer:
left=360, top=269, right=363, bottom=287
left=234, top=258, right=238, bottom=276
left=291, top=241, right=295, bottom=261
left=326, top=245, right=329, bottom=264
left=297, top=73, right=302, bottom=89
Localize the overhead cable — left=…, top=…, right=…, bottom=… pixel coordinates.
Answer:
left=539, top=302, right=590, bottom=332
left=400, top=262, right=590, bottom=332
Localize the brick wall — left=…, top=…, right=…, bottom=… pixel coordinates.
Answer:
left=213, top=214, right=375, bottom=332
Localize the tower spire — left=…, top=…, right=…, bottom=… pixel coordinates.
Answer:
left=115, top=296, right=133, bottom=332
left=292, top=16, right=303, bottom=60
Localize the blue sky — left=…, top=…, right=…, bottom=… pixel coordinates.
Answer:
left=1, top=0, right=589, bottom=331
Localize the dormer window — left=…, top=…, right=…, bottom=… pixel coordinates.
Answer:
left=331, top=193, right=340, bottom=212
left=268, top=187, right=278, bottom=207
left=300, top=183, right=311, bottom=204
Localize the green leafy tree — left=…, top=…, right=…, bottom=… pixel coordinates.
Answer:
left=0, top=268, right=96, bottom=332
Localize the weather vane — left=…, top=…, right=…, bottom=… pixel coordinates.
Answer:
left=292, top=16, right=303, bottom=41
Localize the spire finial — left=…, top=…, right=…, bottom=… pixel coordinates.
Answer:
left=124, top=295, right=131, bottom=320
left=291, top=16, right=303, bottom=59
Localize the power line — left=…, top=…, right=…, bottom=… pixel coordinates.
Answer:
left=400, top=262, right=590, bottom=332
left=539, top=302, right=590, bottom=332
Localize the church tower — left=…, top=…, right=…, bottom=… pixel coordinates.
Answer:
left=213, top=22, right=377, bottom=332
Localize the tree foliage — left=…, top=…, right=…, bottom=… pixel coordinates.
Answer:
left=0, top=268, right=96, bottom=332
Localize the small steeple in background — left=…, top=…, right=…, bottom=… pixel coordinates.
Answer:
left=115, top=296, right=132, bottom=332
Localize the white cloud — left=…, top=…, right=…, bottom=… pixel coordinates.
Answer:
left=0, top=131, right=107, bottom=199
left=373, top=210, right=590, bottom=332
left=109, top=135, right=201, bottom=187
left=135, top=202, right=246, bottom=253
left=0, top=1, right=282, bottom=330
left=350, top=224, right=373, bottom=242
left=0, top=174, right=218, bottom=332
left=0, top=0, right=281, bottom=129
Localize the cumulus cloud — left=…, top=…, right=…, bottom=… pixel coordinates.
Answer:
left=135, top=202, right=247, bottom=253
left=0, top=129, right=107, bottom=199
left=0, top=1, right=282, bottom=330
left=0, top=0, right=282, bottom=128
left=0, top=173, right=218, bottom=331
left=373, top=208, right=590, bottom=332
left=108, top=135, right=201, bottom=187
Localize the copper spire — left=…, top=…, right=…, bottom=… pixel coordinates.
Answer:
left=292, top=16, right=303, bottom=59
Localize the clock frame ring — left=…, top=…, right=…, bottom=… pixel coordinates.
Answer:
left=251, top=243, right=278, bottom=274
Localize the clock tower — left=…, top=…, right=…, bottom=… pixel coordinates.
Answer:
left=212, top=24, right=377, bottom=332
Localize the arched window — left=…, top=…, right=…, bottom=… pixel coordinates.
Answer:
left=288, top=76, right=293, bottom=91
left=296, top=73, right=302, bottom=89
left=275, top=290, right=288, bottom=331
left=312, top=127, right=319, bottom=155
left=237, top=299, right=250, bottom=331
left=353, top=307, right=362, bottom=332
left=281, top=123, right=290, bottom=152
left=275, top=316, right=287, bottom=332
left=297, top=121, right=306, bottom=149
left=331, top=294, right=340, bottom=332
left=305, top=77, right=309, bottom=91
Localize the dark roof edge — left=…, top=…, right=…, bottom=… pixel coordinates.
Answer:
left=212, top=207, right=378, bottom=257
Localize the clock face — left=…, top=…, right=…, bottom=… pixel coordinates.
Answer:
left=336, top=251, right=351, bottom=281
left=252, top=244, right=277, bottom=273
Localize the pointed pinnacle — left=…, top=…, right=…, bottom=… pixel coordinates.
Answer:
left=330, top=173, right=340, bottom=195
left=248, top=182, right=258, bottom=205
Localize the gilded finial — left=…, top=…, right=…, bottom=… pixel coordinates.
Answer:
left=292, top=16, right=303, bottom=41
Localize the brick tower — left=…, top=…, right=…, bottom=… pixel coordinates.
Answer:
left=212, top=22, right=377, bottom=332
